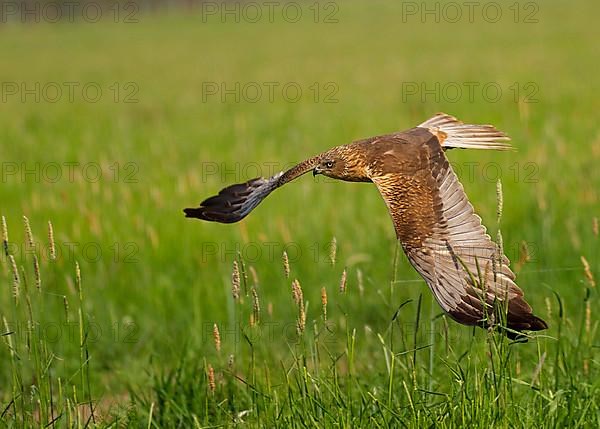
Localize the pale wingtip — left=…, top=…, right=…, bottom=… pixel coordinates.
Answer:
left=419, top=112, right=513, bottom=151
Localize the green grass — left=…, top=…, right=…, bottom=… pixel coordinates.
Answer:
left=1, top=1, right=599, bottom=427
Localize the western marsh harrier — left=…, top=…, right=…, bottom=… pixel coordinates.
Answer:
left=185, top=113, right=547, bottom=338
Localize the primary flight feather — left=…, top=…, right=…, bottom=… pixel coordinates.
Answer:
left=185, top=113, right=547, bottom=338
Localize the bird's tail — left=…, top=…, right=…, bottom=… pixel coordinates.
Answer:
left=503, top=296, right=548, bottom=340
left=418, top=112, right=512, bottom=150
left=184, top=174, right=282, bottom=223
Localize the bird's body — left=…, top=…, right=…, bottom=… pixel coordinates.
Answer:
left=185, top=113, right=547, bottom=338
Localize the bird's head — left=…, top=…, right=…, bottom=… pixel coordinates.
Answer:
left=313, top=145, right=368, bottom=182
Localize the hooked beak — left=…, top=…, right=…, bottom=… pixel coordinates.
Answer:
left=312, top=166, right=322, bottom=177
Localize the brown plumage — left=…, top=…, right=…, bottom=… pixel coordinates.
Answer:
left=185, top=113, right=547, bottom=339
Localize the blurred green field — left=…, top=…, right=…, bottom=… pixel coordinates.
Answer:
left=1, top=0, right=599, bottom=427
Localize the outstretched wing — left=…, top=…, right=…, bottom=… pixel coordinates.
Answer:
left=184, top=156, right=320, bottom=223
left=418, top=112, right=512, bottom=150
left=370, top=138, right=546, bottom=336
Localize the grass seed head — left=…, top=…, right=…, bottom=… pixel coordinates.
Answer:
left=291, top=279, right=303, bottom=306
left=1, top=215, right=8, bottom=256
left=231, top=261, right=241, bottom=300
left=282, top=250, right=290, bottom=278
left=496, top=230, right=504, bottom=257
left=33, top=255, right=41, bottom=291
left=213, top=323, right=221, bottom=353
left=251, top=286, right=260, bottom=324
left=297, top=303, right=306, bottom=335
left=75, top=262, right=82, bottom=296
left=9, top=255, right=20, bottom=300
left=23, top=215, right=34, bottom=248
left=48, top=220, right=56, bottom=261
left=329, top=236, right=337, bottom=266
left=581, top=256, right=595, bottom=288
left=321, top=287, right=328, bottom=320
left=585, top=300, right=591, bottom=335
left=207, top=364, right=216, bottom=393
left=593, top=217, right=599, bottom=238
left=339, top=268, right=347, bottom=293
left=496, top=179, right=503, bottom=223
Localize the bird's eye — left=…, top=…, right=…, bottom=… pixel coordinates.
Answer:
left=324, top=161, right=334, bottom=168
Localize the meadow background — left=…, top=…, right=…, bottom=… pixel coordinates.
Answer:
left=0, top=0, right=599, bottom=427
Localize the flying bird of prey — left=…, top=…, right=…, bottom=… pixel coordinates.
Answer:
left=185, top=113, right=547, bottom=338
